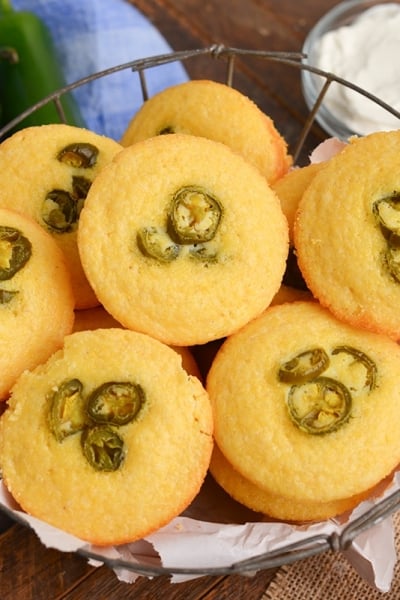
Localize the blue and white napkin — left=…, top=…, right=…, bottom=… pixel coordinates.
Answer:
left=12, top=0, right=188, bottom=140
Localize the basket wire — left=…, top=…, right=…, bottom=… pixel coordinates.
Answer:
left=1, top=44, right=400, bottom=576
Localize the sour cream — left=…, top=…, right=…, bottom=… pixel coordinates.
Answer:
left=313, top=3, right=400, bottom=135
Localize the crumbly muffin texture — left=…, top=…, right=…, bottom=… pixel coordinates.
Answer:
left=0, top=328, right=213, bottom=545
left=0, top=124, right=122, bottom=309
left=120, top=79, right=292, bottom=184
left=0, top=207, right=74, bottom=401
left=207, top=301, right=400, bottom=505
left=78, top=133, right=289, bottom=346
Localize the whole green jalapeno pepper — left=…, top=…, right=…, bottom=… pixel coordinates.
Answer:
left=0, top=0, right=85, bottom=135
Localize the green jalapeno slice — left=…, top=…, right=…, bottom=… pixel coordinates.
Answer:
left=169, top=186, right=222, bottom=244
left=57, top=142, right=99, bottom=168
left=48, top=378, right=87, bottom=442
left=137, top=226, right=180, bottom=262
left=158, top=126, right=175, bottom=135
left=287, top=376, right=352, bottom=435
left=72, top=175, right=91, bottom=200
left=278, top=348, right=330, bottom=384
left=188, top=242, right=218, bottom=262
left=0, top=288, right=18, bottom=304
left=41, top=189, right=78, bottom=233
left=87, top=381, right=145, bottom=426
left=0, top=226, right=31, bottom=280
left=331, top=345, right=377, bottom=391
left=81, top=425, right=125, bottom=472
left=373, top=193, right=400, bottom=241
left=384, top=243, right=400, bottom=283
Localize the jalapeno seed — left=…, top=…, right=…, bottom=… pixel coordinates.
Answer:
left=81, top=425, right=125, bottom=472
left=57, top=142, right=99, bottom=168
left=137, top=226, right=180, bottom=262
left=170, top=186, right=222, bottom=244
left=87, top=381, right=145, bottom=426
left=278, top=348, right=330, bottom=384
left=0, top=226, right=32, bottom=281
left=48, top=378, right=87, bottom=442
left=287, top=376, right=352, bottom=435
left=331, top=346, right=377, bottom=391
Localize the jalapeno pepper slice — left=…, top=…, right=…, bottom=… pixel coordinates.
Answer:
left=81, top=425, right=125, bottom=472
left=373, top=193, right=400, bottom=242
left=331, top=345, right=377, bottom=391
left=0, top=226, right=31, bottom=280
left=41, top=189, right=78, bottom=233
left=48, top=378, right=87, bottom=442
left=57, top=142, right=99, bottom=169
left=287, top=376, right=352, bottom=435
left=86, top=381, right=145, bottom=426
left=137, top=226, right=180, bottom=262
left=278, top=348, right=330, bottom=384
left=169, top=186, right=222, bottom=244
left=0, top=288, right=17, bottom=303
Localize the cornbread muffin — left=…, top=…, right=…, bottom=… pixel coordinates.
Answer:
left=270, top=284, right=313, bottom=306
left=120, top=79, right=292, bottom=184
left=210, top=444, right=371, bottom=522
left=0, top=124, right=122, bottom=309
left=272, top=162, right=324, bottom=243
left=294, top=131, right=400, bottom=340
left=78, top=134, right=289, bottom=346
left=73, top=305, right=201, bottom=378
left=0, top=328, right=213, bottom=545
left=207, top=301, right=400, bottom=504
left=0, top=207, right=74, bottom=401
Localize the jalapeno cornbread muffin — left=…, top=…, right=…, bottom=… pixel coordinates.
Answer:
left=120, top=79, right=292, bottom=184
left=207, top=301, right=400, bottom=505
left=78, top=133, right=289, bottom=346
left=0, top=124, right=122, bottom=309
left=210, top=444, right=372, bottom=522
left=0, top=328, right=213, bottom=545
left=0, top=207, right=74, bottom=401
left=294, top=131, right=400, bottom=340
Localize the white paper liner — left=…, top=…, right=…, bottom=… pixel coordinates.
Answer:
left=1, top=470, right=399, bottom=591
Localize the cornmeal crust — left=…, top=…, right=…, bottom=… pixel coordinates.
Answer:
left=78, top=134, right=289, bottom=346
left=0, top=124, right=122, bottom=309
left=0, top=328, right=213, bottom=545
left=120, top=79, right=292, bottom=184
left=207, top=301, right=400, bottom=504
left=210, top=445, right=372, bottom=522
left=294, top=131, right=400, bottom=340
left=0, top=207, right=74, bottom=401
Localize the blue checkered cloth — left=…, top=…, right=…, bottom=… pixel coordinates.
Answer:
left=12, top=0, right=188, bottom=140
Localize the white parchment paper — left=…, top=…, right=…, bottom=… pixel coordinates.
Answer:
left=1, top=470, right=399, bottom=592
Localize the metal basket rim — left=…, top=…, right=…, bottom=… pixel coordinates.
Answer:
left=1, top=44, right=400, bottom=577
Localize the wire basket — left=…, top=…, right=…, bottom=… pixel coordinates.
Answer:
left=1, top=45, right=400, bottom=578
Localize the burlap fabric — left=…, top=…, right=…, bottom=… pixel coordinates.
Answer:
left=262, top=512, right=400, bottom=599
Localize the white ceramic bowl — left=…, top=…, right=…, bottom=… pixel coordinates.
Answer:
left=301, top=0, right=400, bottom=139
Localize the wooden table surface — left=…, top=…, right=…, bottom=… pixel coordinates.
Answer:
left=0, top=0, right=353, bottom=598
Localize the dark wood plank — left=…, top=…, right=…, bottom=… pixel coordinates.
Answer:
left=130, top=0, right=339, bottom=163
left=0, top=524, right=93, bottom=600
